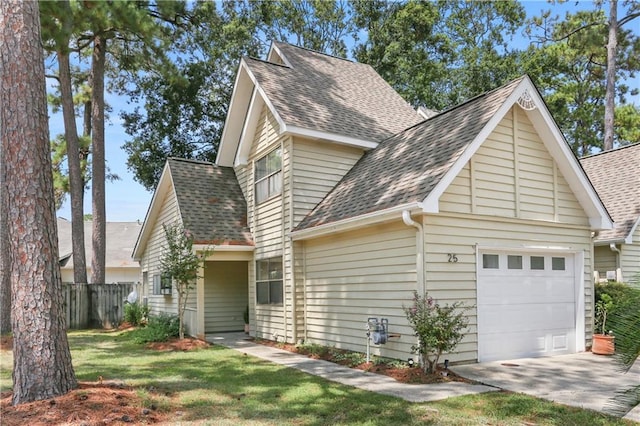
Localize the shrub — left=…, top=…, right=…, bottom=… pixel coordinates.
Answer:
left=132, top=313, right=180, bottom=344
left=403, top=291, right=469, bottom=374
left=123, top=302, right=150, bottom=326
left=595, top=282, right=640, bottom=334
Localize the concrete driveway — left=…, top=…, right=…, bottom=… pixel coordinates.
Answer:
left=452, top=352, right=640, bottom=421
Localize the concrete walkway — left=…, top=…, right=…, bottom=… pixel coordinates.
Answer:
left=451, top=352, right=640, bottom=422
left=206, top=332, right=495, bottom=403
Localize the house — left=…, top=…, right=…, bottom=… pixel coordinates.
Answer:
left=133, top=42, right=612, bottom=364
left=580, top=143, right=640, bottom=284
left=58, top=218, right=142, bottom=284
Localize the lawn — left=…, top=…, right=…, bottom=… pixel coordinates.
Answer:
left=0, top=330, right=634, bottom=425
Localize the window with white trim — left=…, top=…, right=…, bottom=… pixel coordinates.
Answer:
left=256, top=257, right=283, bottom=305
left=152, top=274, right=173, bottom=295
left=255, top=148, right=282, bottom=204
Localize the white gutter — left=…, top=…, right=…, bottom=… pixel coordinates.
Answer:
left=290, top=202, right=423, bottom=241
left=193, top=244, right=255, bottom=252
left=402, top=210, right=425, bottom=296
left=609, top=243, right=623, bottom=282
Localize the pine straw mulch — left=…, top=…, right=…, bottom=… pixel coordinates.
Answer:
left=0, top=335, right=210, bottom=426
left=253, top=338, right=474, bottom=385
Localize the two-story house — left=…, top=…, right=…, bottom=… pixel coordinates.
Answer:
left=133, top=42, right=612, bottom=364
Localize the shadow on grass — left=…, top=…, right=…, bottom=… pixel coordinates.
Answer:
left=67, top=330, right=415, bottom=425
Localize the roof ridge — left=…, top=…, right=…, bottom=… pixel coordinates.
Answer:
left=580, top=141, right=640, bottom=160
left=244, top=55, right=291, bottom=69
left=272, top=41, right=354, bottom=64
left=168, top=157, right=215, bottom=167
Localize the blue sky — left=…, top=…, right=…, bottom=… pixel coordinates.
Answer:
left=52, top=0, right=640, bottom=223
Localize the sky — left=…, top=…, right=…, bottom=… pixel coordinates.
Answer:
left=52, top=0, right=640, bottom=223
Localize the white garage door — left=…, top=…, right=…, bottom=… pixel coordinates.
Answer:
left=477, top=251, right=576, bottom=362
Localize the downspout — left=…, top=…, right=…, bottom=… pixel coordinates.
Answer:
left=609, top=243, right=623, bottom=282
left=402, top=210, right=425, bottom=296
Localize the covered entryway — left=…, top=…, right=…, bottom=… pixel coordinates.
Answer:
left=477, top=250, right=578, bottom=362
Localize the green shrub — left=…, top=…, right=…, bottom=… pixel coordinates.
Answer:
left=123, top=302, right=150, bottom=326
left=328, top=348, right=366, bottom=367
left=403, top=291, right=469, bottom=374
left=132, top=313, right=180, bottom=344
left=595, top=282, right=640, bottom=335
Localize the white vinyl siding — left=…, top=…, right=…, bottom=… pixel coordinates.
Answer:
left=440, top=106, right=588, bottom=227
left=204, top=261, right=248, bottom=333
left=423, top=213, right=593, bottom=363
left=303, top=222, right=417, bottom=360
left=291, top=138, right=363, bottom=227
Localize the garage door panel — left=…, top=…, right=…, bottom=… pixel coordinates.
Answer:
left=478, top=280, right=574, bottom=305
left=478, top=303, right=574, bottom=333
left=480, top=329, right=574, bottom=361
left=477, top=250, right=577, bottom=362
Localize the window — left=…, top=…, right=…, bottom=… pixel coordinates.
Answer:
left=255, top=148, right=282, bottom=204
left=507, top=255, right=523, bottom=270
left=256, top=257, right=283, bottom=305
left=530, top=256, right=545, bottom=270
left=482, top=254, right=499, bottom=269
left=153, top=274, right=173, bottom=295
left=552, top=257, right=566, bottom=271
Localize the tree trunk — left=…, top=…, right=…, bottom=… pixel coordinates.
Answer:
left=0, top=111, right=9, bottom=334
left=58, top=0, right=88, bottom=285
left=90, top=34, right=106, bottom=285
left=0, top=0, right=77, bottom=404
left=604, top=0, right=617, bottom=152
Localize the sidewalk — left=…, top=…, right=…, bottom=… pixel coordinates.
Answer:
left=206, top=332, right=496, bottom=403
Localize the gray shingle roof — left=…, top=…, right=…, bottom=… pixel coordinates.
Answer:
left=245, top=42, right=422, bottom=143
left=580, top=143, right=640, bottom=242
left=168, top=158, right=253, bottom=246
left=57, top=219, right=141, bottom=268
left=294, top=77, right=525, bottom=231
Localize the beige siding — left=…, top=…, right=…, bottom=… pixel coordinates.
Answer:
left=594, top=245, right=617, bottom=279
left=247, top=105, right=288, bottom=341
left=440, top=106, right=588, bottom=227
left=303, top=222, right=417, bottom=360
left=139, top=184, right=182, bottom=317
left=204, top=261, right=248, bottom=332
left=291, top=138, right=363, bottom=227
left=423, top=213, right=593, bottom=363
left=622, top=226, right=640, bottom=282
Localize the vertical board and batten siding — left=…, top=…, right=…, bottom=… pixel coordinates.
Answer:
left=139, top=183, right=182, bottom=317
left=303, top=222, right=417, bottom=360
left=204, top=261, right=248, bottom=332
left=440, top=106, right=588, bottom=226
left=291, top=138, right=363, bottom=227
left=594, top=245, right=617, bottom=278
left=431, top=105, right=594, bottom=362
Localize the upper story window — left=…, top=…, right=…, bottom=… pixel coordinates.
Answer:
left=255, top=148, right=282, bottom=204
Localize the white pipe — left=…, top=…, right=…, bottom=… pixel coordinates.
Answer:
left=402, top=210, right=425, bottom=295
left=609, top=243, right=623, bottom=282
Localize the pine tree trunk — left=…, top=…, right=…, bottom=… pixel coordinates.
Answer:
left=58, top=1, right=88, bottom=285
left=604, top=0, right=617, bottom=152
left=0, top=121, right=10, bottom=334
left=0, top=0, right=77, bottom=404
left=90, top=34, right=106, bottom=286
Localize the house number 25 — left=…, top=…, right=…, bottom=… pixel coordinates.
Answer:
left=448, top=254, right=458, bottom=263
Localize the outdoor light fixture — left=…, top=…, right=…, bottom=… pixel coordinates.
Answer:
left=407, top=358, right=414, bottom=367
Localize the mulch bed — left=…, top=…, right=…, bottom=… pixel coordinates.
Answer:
left=254, top=338, right=473, bottom=385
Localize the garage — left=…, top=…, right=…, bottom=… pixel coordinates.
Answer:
left=477, top=250, right=578, bottom=362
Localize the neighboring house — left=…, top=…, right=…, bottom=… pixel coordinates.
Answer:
left=58, top=218, right=142, bottom=284
left=580, top=143, right=640, bottom=283
left=133, top=42, right=612, bottom=364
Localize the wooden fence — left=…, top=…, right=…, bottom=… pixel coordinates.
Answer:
left=62, top=282, right=139, bottom=329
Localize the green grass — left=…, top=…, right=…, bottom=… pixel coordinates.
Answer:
left=0, top=330, right=634, bottom=425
